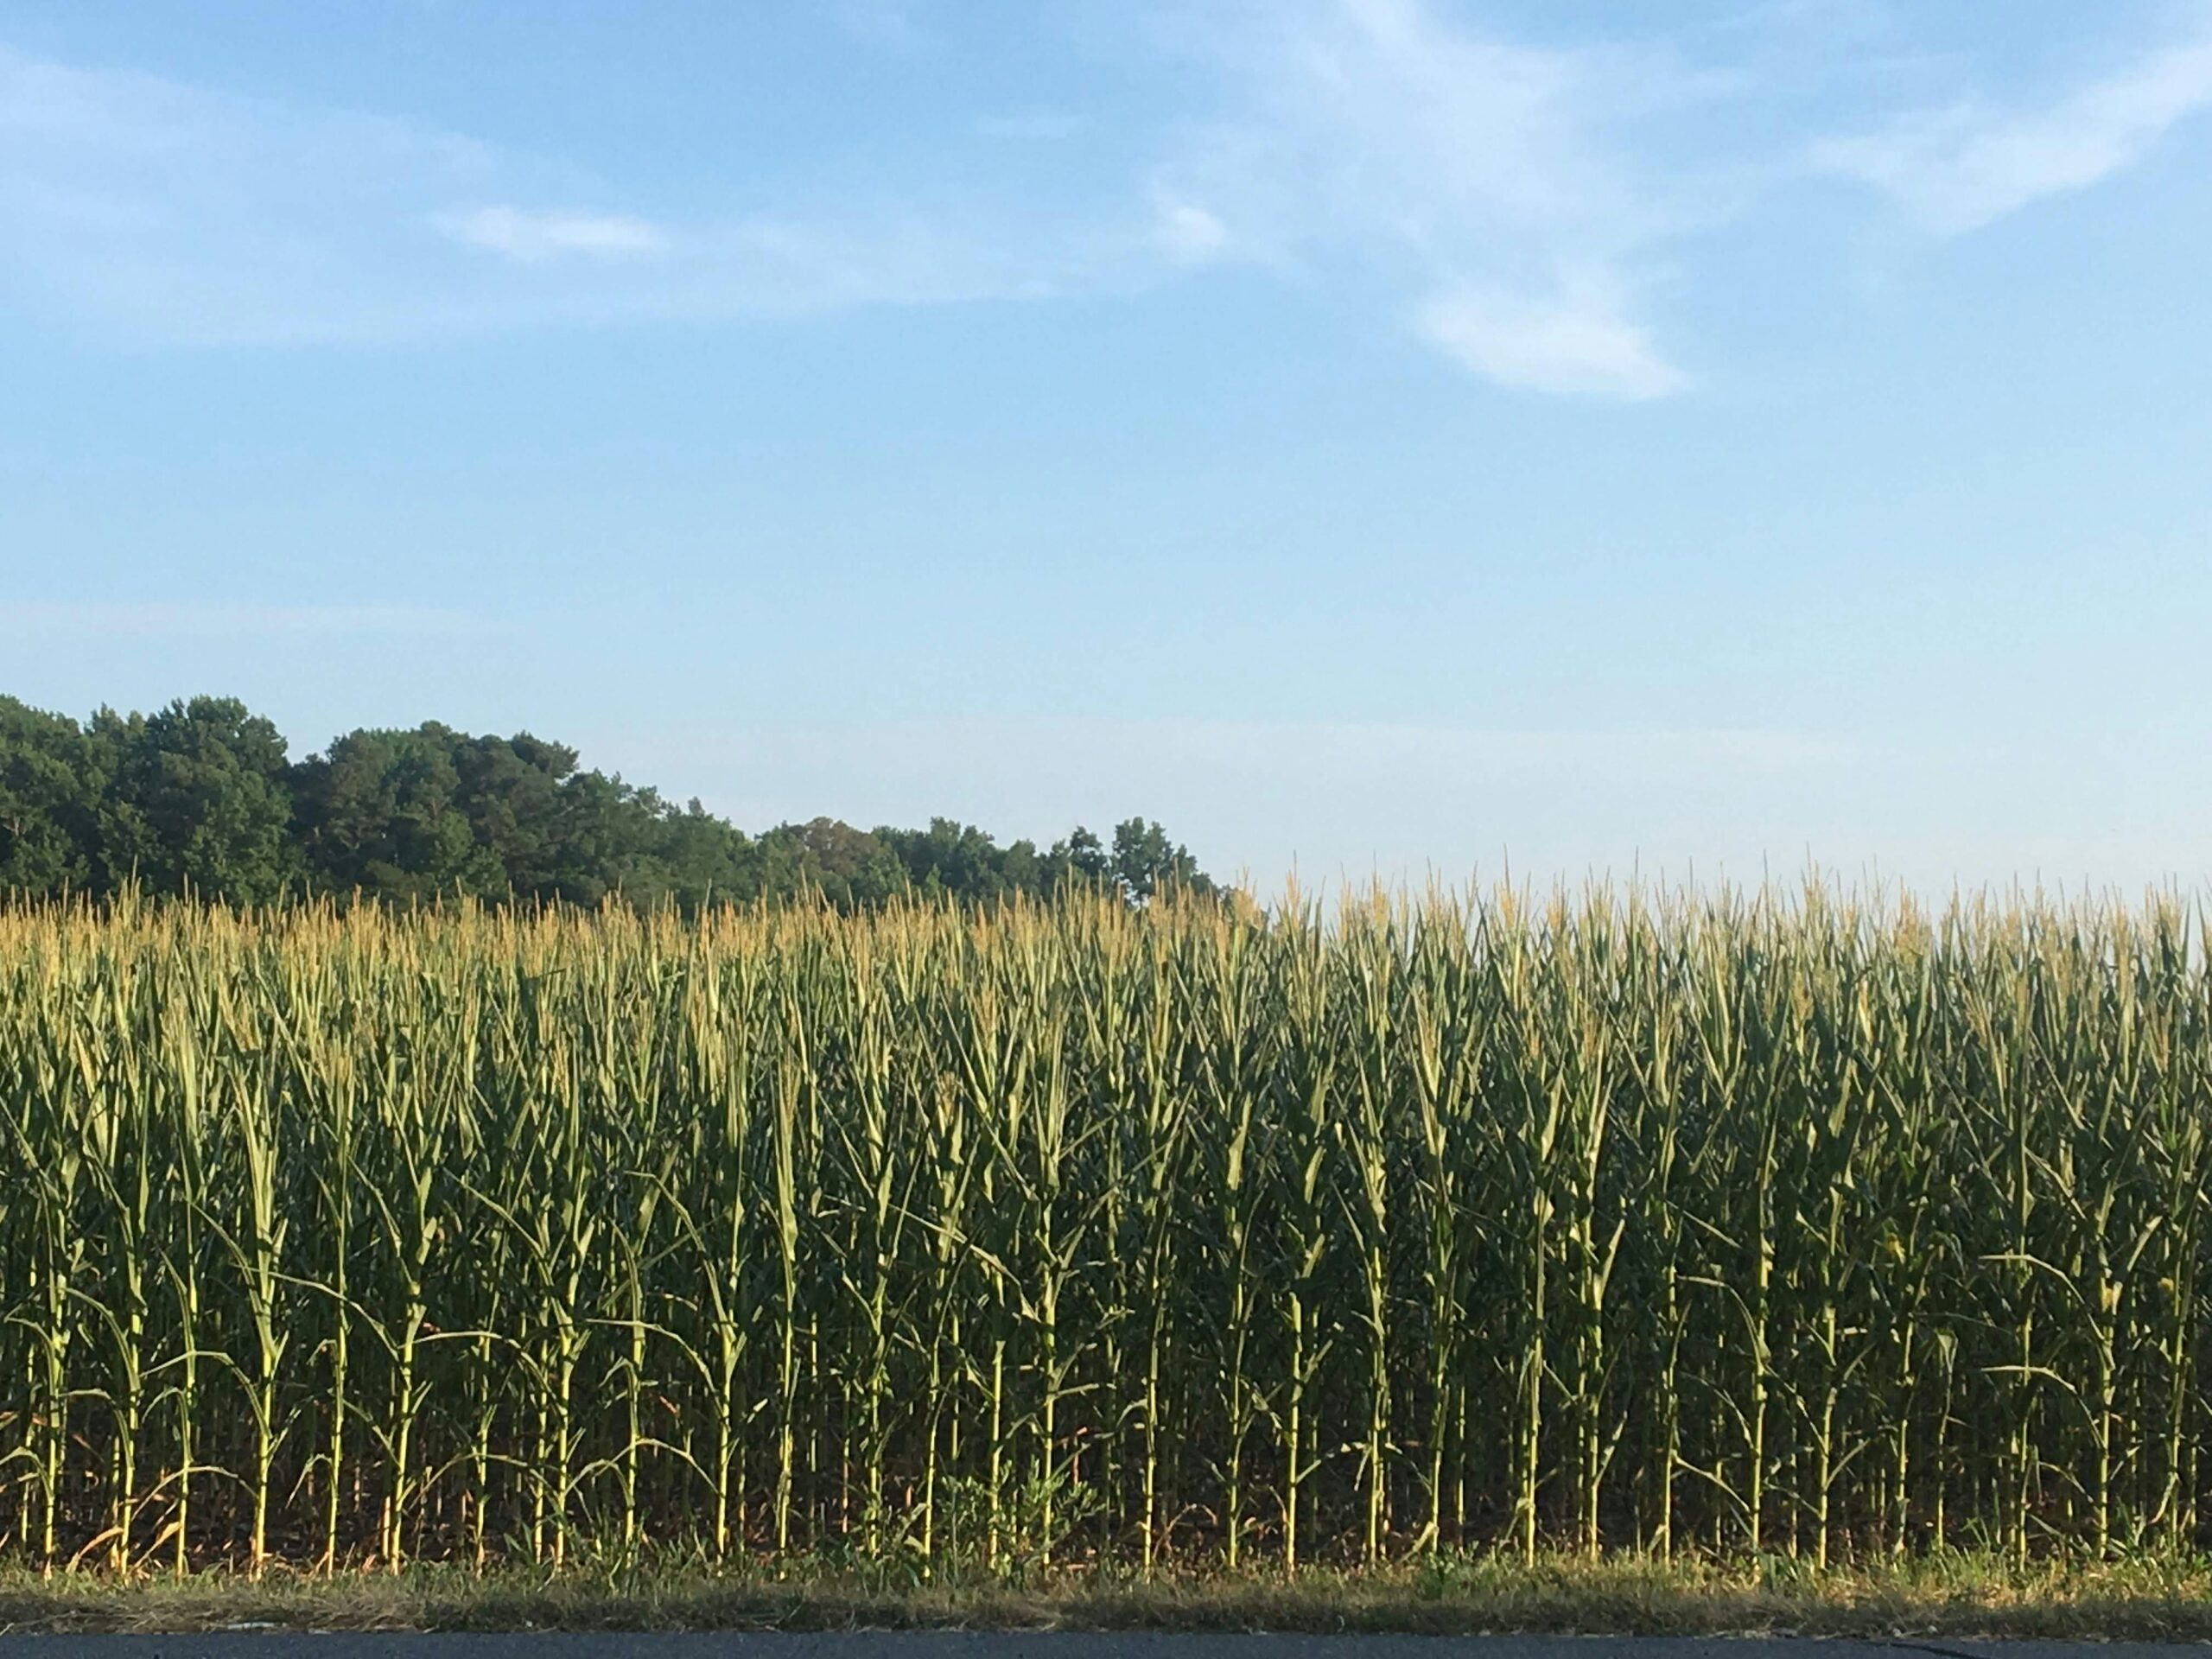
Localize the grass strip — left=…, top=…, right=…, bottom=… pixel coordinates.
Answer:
left=9, top=1554, right=2212, bottom=1638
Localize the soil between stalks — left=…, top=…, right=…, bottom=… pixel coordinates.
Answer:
left=8, top=1556, right=2212, bottom=1638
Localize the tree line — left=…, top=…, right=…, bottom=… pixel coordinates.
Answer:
left=0, top=695, right=1216, bottom=910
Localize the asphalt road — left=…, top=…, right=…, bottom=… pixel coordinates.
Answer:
left=2, top=1639, right=2205, bottom=1659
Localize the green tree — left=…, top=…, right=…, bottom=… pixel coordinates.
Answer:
left=0, top=696, right=105, bottom=896
left=291, top=724, right=504, bottom=901
left=294, top=723, right=775, bottom=912
left=92, top=696, right=301, bottom=903
left=3, top=690, right=1221, bottom=912
left=1109, top=817, right=1211, bottom=902
left=542, top=769, right=675, bottom=907
left=448, top=732, right=577, bottom=895
left=761, top=817, right=908, bottom=908
left=874, top=817, right=1047, bottom=903
left=647, top=797, right=767, bottom=912
left=1046, top=825, right=1111, bottom=892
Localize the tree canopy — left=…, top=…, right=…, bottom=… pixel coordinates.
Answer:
left=0, top=694, right=1217, bottom=911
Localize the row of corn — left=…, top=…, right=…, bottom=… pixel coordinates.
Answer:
left=0, top=886, right=2206, bottom=1571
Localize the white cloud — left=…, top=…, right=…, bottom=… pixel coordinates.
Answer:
left=0, top=602, right=489, bottom=638
left=1148, top=0, right=1722, bottom=396
left=0, top=43, right=1098, bottom=340
left=1818, top=33, right=2212, bottom=232
left=442, top=206, right=670, bottom=262
left=1152, top=192, right=1232, bottom=261
left=0, top=44, right=502, bottom=340
left=8, top=7, right=2205, bottom=382
left=0, top=13, right=1740, bottom=387
left=1415, top=276, right=1688, bottom=400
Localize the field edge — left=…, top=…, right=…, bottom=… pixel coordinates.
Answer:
left=10, top=1557, right=2212, bottom=1638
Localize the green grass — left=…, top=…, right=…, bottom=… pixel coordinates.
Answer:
left=10, top=1554, right=2212, bottom=1637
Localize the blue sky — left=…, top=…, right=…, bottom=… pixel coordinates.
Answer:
left=5, top=0, right=2212, bottom=895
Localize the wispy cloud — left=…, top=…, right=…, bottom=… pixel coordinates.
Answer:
left=0, top=602, right=491, bottom=638
left=1415, top=276, right=1686, bottom=401
left=1146, top=0, right=1734, bottom=397
left=0, top=44, right=499, bottom=341
left=0, top=43, right=1080, bottom=341
left=6, top=6, right=2209, bottom=391
left=0, top=12, right=1745, bottom=389
left=1150, top=190, right=1233, bottom=262
left=440, top=206, right=671, bottom=262
left=1817, top=31, right=2212, bottom=232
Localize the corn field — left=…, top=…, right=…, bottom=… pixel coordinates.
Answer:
left=3, top=885, right=2209, bottom=1573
